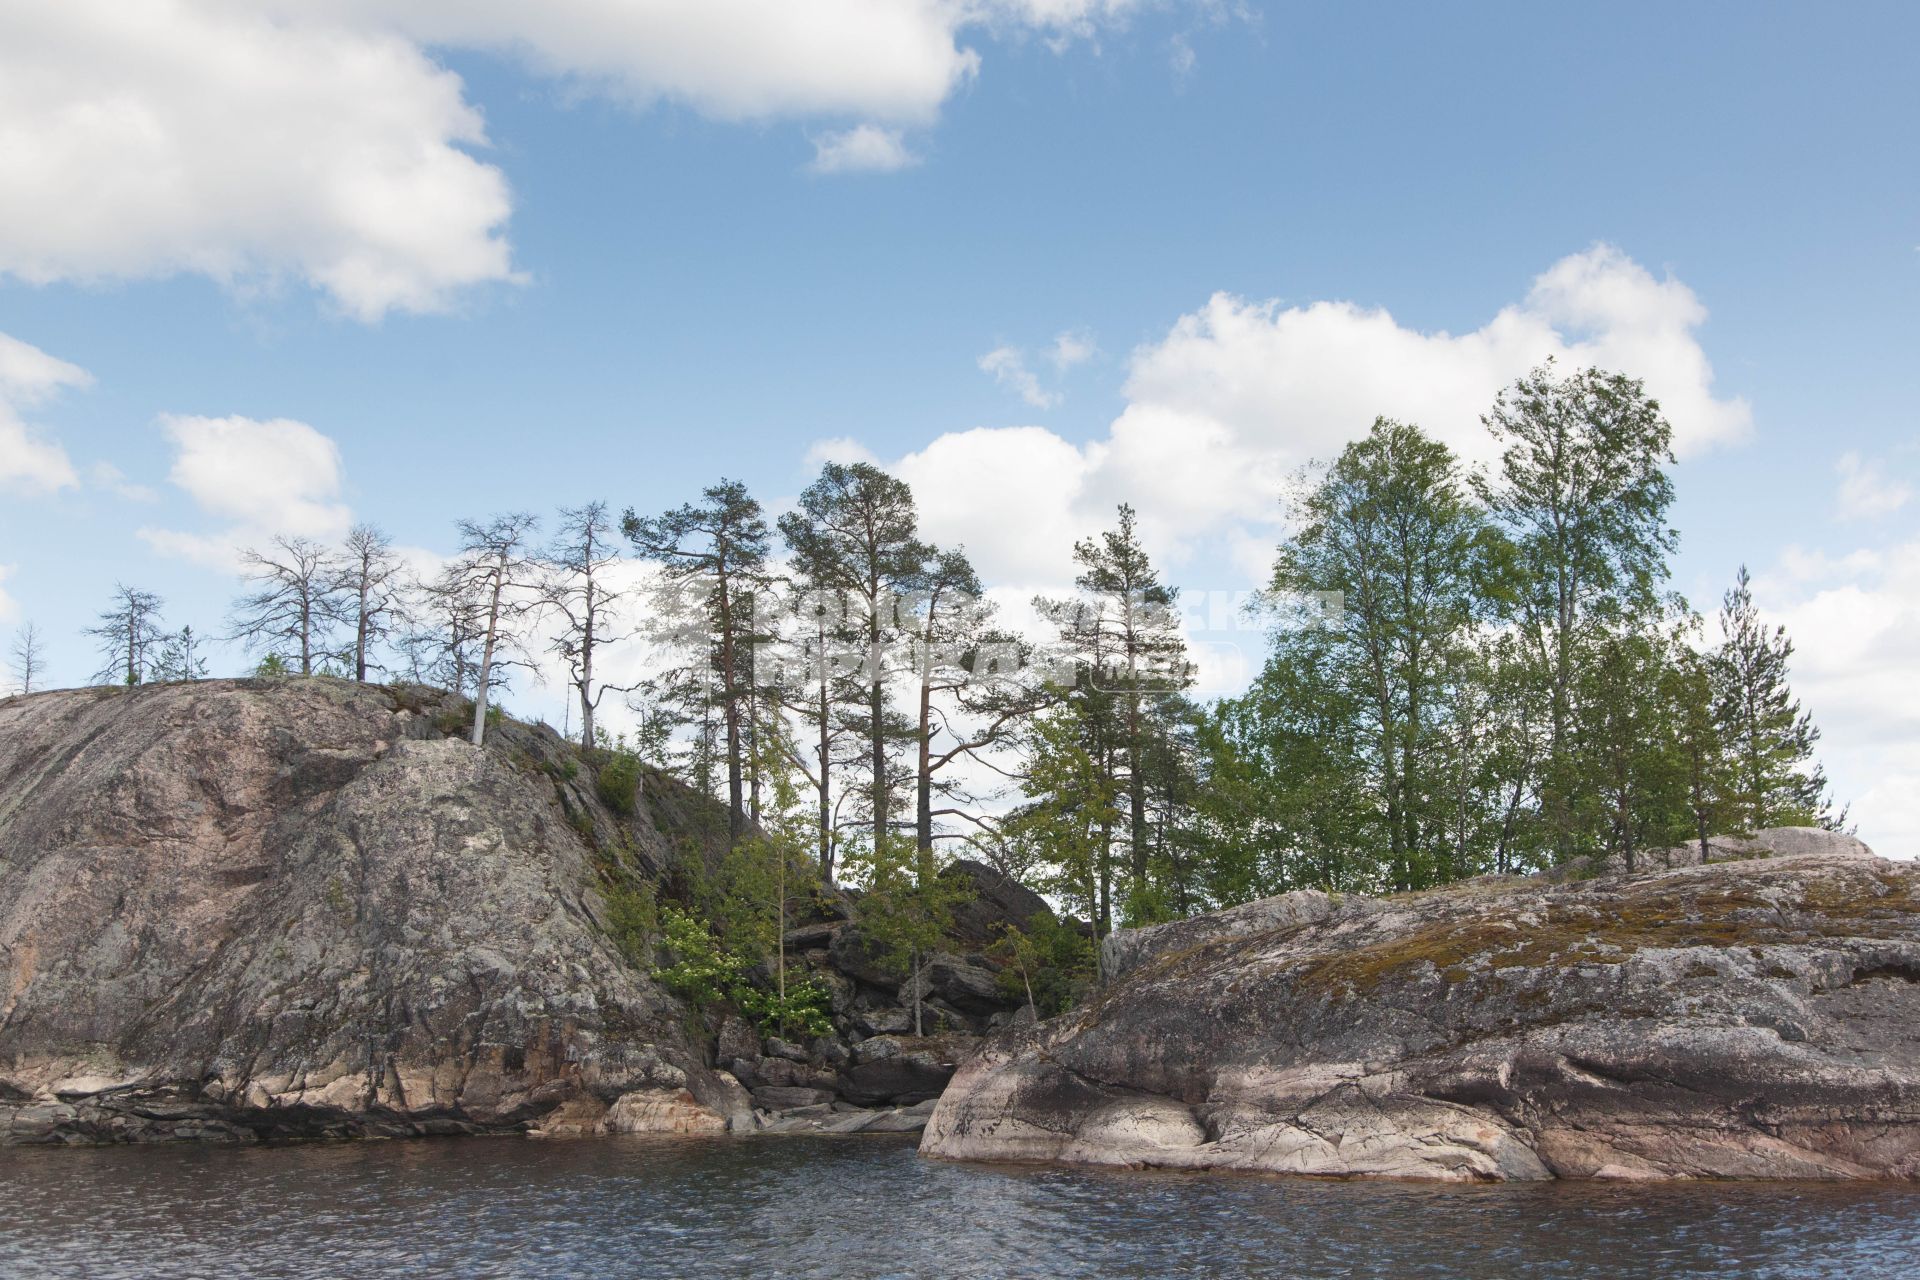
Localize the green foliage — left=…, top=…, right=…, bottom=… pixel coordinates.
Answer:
left=596, top=749, right=643, bottom=816
left=255, top=653, right=290, bottom=678
left=735, top=978, right=835, bottom=1040
left=601, top=877, right=658, bottom=969
left=654, top=905, right=744, bottom=1011
left=989, top=912, right=1094, bottom=1015
left=841, top=835, right=971, bottom=978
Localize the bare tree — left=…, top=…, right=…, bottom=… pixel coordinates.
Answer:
left=230, top=536, right=350, bottom=675
left=448, top=512, right=542, bottom=746
left=543, top=501, right=634, bottom=749
left=86, top=585, right=166, bottom=685
left=394, top=565, right=485, bottom=694
left=8, top=621, right=45, bottom=694
left=339, top=524, right=404, bottom=682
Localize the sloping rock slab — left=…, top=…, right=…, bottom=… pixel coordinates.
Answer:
left=924, top=840, right=1920, bottom=1181
left=0, top=680, right=738, bottom=1145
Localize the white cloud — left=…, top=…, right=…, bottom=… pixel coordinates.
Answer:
left=140, top=414, right=353, bottom=567
left=2, top=1, right=1183, bottom=317
left=898, top=245, right=1754, bottom=587
left=0, top=1, right=520, bottom=321
left=1835, top=451, right=1912, bottom=521
left=802, top=436, right=883, bottom=472
left=978, top=346, right=1061, bottom=409
left=1047, top=329, right=1097, bottom=371
left=809, top=125, right=919, bottom=175
left=1753, top=543, right=1920, bottom=858
left=88, top=463, right=160, bottom=503
left=0, top=565, right=17, bottom=626
left=0, top=331, right=89, bottom=496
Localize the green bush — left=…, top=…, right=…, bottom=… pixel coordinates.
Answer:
left=596, top=751, right=642, bottom=816
left=654, top=905, right=744, bottom=1011
left=736, top=978, right=836, bottom=1040
left=602, top=878, right=658, bottom=969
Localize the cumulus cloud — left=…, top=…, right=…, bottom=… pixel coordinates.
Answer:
left=139, top=414, right=353, bottom=567
left=891, top=245, right=1753, bottom=586
left=2, top=1, right=1181, bottom=317
left=0, top=1, right=520, bottom=321
left=1752, top=544, right=1920, bottom=857
left=0, top=331, right=89, bottom=496
left=1835, top=451, right=1912, bottom=521
left=809, top=125, right=919, bottom=174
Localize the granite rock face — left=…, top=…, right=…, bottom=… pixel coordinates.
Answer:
left=0, top=679, right=745, bottom=1145
left=924, top=830, right=1920, bottom=1181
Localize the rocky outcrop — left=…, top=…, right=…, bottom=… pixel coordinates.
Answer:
left=923, top=830, right=1920, bottom=1181
left=0, top=679, right=747, bottom=1145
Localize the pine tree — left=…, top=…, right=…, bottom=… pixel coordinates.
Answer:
left=1037, top=504, right=1192, bottom=918
left=1712, top=566, right=1830, bottom=829
left=626, top=480, right=771, bottom=843
left=778, top=462, right=930, bottom=856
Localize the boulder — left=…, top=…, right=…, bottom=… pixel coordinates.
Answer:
left=940, top=859, right=1056, bottom=950
left=913, top=953, right=1010, bottom=1014
left=763, top=1037, right=811, bottom=1063
left=715, top=1015, right=762, bottom=1065
left=829, top=927, right=903, bottom=989
left=924, top=842, right=1920, bottom=1181
left=839, top=1034, right=979, bottom=1106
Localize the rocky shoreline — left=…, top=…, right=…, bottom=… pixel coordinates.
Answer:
left=0, top=680, right=1039, bottom=1146
left=7, top=680, right=1917, bottom=1180
left=921, top=830, right=1920, bottom=1180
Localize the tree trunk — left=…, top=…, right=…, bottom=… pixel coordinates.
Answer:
left=470, top=552, right=506, bottom=747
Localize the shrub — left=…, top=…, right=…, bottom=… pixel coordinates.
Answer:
left=596, top=751, right=643, bottom=816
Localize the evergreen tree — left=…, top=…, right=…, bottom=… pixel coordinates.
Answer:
left=1037, top=504, right=1192, bottom=918
left=778, top=462, right=930, bottom=855
left=626, top=480, right=770, bottom=842
left=153, top=624, right=210, bottom=681
left=1712, top=566, right=1830, bottom=828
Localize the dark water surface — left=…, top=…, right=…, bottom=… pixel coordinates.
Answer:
left=3, top=1134, right=1917, bottom=1278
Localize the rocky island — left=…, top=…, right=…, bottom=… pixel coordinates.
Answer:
left=4, top=679, right=1916, bottom=1182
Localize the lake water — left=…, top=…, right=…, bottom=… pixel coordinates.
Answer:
left=2, top=1134, right=1917, bottom=1278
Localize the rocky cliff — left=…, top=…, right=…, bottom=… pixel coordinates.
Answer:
left=0, top=679, right=1044, bottom=1146
left=922, top=830, right=1920, bottom=1181
left=0, top=678, right=758, bottom=1144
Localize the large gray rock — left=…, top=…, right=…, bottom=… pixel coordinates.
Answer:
left=1100, top=889, right=1340, bottom=981
left=0, top=679, right=742, bottom=1144
left=924, top=841, right=1920, bottom=1181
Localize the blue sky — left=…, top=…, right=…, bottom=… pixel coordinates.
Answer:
left=1, top=1, right=1917, bottom=847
